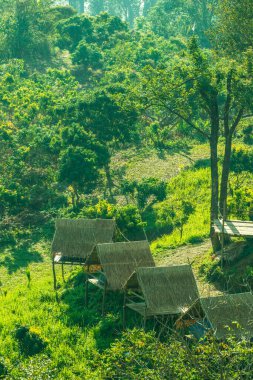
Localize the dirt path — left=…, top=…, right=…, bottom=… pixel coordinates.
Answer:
left=156, top=240, right=222, bottom=297
left=156, top=240, right=212, bottom=266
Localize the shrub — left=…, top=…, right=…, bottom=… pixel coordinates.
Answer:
left=79, top=200, right=145, bottom=240
left=14, top=325, right=47, bottom=356
left=98, top=329, right=253, bottom=380
left=0, top=357, right=7, bottom=378
left=230, top=146, right=253, bottom=173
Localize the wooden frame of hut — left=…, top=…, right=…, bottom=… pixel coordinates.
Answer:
left=176, top=292, right=253, bottom=340
left=85, top=241, right=155, bottom=315
left=51, top=218, right=115, bottom=289
left=123, top=264, right=200, bottom=329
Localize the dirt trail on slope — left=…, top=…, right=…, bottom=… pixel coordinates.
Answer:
left=156, top=240, right=223, bottom=297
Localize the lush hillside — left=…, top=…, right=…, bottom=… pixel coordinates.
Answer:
left=0, top=0, right=253, bottom=378
left=1, top=237, right=253, bottom=379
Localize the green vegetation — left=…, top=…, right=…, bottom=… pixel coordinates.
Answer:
left=0, top=0, right=253, bottom=378
left=1, top=242, right=253, bottom=379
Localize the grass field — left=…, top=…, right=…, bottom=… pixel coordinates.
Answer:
left=1, top=142, right=253, bottom=378
left=0, top=235, right=215, bottom=379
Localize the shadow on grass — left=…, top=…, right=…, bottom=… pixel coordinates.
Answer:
left=0, top=244, right=43, bottom=274
left=58, top=269, right=155, bottom=351
left=193, top=158, right=210, bottom=169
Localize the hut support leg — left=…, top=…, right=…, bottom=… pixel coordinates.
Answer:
left=52, top=260, right=57, bottom=290
left=85, top=267, right=89, bottom=307
left=143, top=308, right=147, bottom=331
left=123, top=291, right=126, bottom=329
left=61, top=262, right=65, bottom=282
left=102, top=283, right=107, bottom=316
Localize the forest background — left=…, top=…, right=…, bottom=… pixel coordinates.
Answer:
left=0, top=0, right=253, bottom=378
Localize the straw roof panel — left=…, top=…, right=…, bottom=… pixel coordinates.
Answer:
left=200, top=293, right=253, bottom=339
left=52, top=219, right=115, bottom=259
left=96, top=241, right=155, bottom=290
left=136, top=265, right=199, bottom=315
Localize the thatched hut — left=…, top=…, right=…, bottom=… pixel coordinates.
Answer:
left=123, top=264, right=199, bottom=328
left=52, top=218, right=115, bottom=289
left=86, top=241, right=155, bottom=314
left=176, top=292, right=253, bottom=340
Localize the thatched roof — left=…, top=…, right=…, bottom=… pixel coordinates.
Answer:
left=125, top=265, right=199, bottom=316
left=93, top=241, right=155, bottom=291
left=183, top=293, right=253, bottom=339
left=51, top=218, right=115, bottom=260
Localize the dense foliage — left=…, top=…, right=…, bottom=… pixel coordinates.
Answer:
left=0, top=0, right=253, bottom=378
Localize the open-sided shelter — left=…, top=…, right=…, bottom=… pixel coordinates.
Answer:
left=52, top=218, right=115, bottom=289
left=213, top=219, right=253, bottom=259
left=86, top=240, right=155, bottom=314
left=123, top=264, right=199, bottom=328
left=176, top=292, right=253, bottom=340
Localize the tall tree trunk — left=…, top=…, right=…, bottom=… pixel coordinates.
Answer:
left=105, top=163, right=114, bottom=200
left=209, top=100, right=221, bottom=251
left=219, top=133, right=233, bottom=218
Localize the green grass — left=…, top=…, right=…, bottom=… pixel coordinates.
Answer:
left=111, top=144, right=210, bottom=183
left=1, top=142, right=253, bottom=378
left=0, top=241, right=106, bottom=379
left=151, top=167, right=211, bottom=252
left=0, top=239, right=148, bottom=379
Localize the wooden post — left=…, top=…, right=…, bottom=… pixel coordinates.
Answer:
left=85, top=273, right=89, bottom=307
left=52, top=260, right=57, bottom=290
left=143, top=307, right=147, bottom=331
left=61, top=262, right=65, bottom=282
left=123, top=290, right=126, bottom=330
left=102, top=281, right=107, bottom=316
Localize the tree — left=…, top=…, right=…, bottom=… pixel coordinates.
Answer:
left=121, top=178, right=167, bottom=211
left=88, top=0, right=106, bottom=15
left=69, top=0, right=84, bottom=13
left=72, top=41, right=103, bottom=70
left=74, top=89, right=138, bottom=197
left=58, top=125, right=109, bottom=205
left=143, top=0, right=157, bottom=16
left=147, top=0, right=217, bottom=46
left=140, top=38, right=253, bottom=249
left=88, top=0, right=141, bottom=26
left=213, top=0, right=253, bottom=54
left=0, top=0, right=54, bottom=63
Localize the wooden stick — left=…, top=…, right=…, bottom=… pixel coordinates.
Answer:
left=102, top=281, right=107, bottom=316
left=123, top=290, right=126, bottom=330
left=52, top=259, right=57, bottom=290
left=61, top=262, right=65, bottom=282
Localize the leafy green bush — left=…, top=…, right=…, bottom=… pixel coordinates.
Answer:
left=230, top=146, right=253, bottom=173
left=0, top=357, right=7, bottom=378
left=14, top=325, right=47, bottom=356
left=121, top=178, right=167, bottom=211
left=93, top=314, right=121, bottom=351
left=97, top=329, right=253, bottom=380
left=79, top=200, right=145, bottom=239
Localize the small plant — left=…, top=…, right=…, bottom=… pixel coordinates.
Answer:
left=26, top=268, right=31, bottom=288
left=0, top=357, right=7, bottom=378
left=14, top=325, right=47, bottom=356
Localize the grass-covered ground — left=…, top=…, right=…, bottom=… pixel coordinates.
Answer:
left=0, top=239, right=119, bottom=379
left=1, top=143, right=253, bottom=378
left=1, top=236, right=253, bottom=379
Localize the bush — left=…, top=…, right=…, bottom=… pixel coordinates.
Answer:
left=230, top=146, right=253, bottom=173
left=79, top=200, right=145, bottom=240
left=0, top=357, right=7, bottom=378
left=97, top=329, right=253, bottom=380
left=14, top=325, right=47, bottom=356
